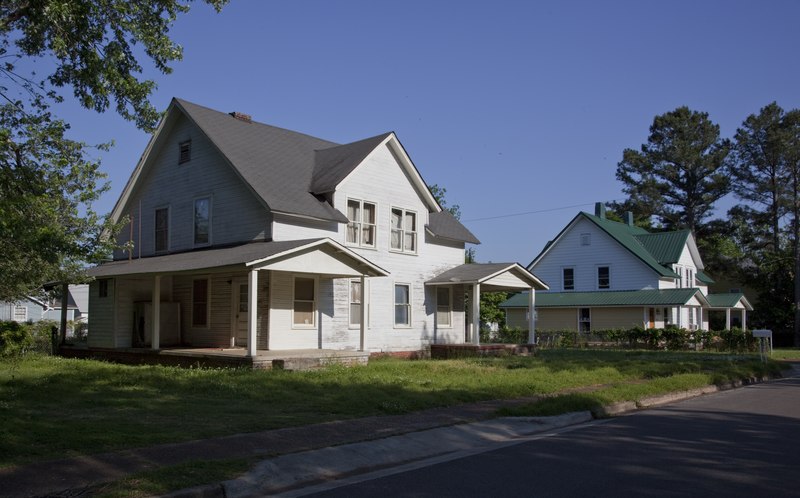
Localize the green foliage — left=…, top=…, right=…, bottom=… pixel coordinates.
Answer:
left=616, top=106, right=731, bottom=232
left=0, top=0, right=227, bottom=300
left=534, top=327, right=756, bottom=353
left=428, top=183, right=462, bottom=220
left=0, top=320, right=31, bottom=356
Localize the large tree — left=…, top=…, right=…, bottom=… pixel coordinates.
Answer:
left=0, top=0, right=226, bottom=300
left=616, top=107, right=731, bottom=233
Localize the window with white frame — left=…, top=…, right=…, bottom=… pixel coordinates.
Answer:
left=98, top=279, right=109, bottom=298
left=194, top=197, right=211, bottom=246
left=346, top=199, right=376, bottom=247
left=436, top=287, right=451, bottom=327
left=390, top=208, right=417, bottom=253
left=579, top=308, right=591, bottom=332
left=192, top=278, right=209, bottom=327
left=394, top=284, right=411, bottom=326
left=349, top=280, right=362, bottom=327
left=13, top=305, right=26, bottom=322
left=293, top=277, right=316, bottom=327
left=597, top=266, right=610, bottom=289
left=563, top=267, right=575, bottom=291
left=155, top=206, right=169, bottom=253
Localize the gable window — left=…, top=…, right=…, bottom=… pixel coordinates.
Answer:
left=178, top=140, right=191, bottom=164
left=155, top=207, right=169, bottom=253
left=192, top=278, right=209, bottom=327
left=349, top=280, right=362, bottom=327
left=597, top=266, right=610, bottom=289
left=436, top=287, right=452, bottom=327
left=293, top=277, right=316, bottom=327
left=13, top=305, right=26, bottom=322
left=580, top=233, right=591, bottom=246
left=346, top=199, right=376, bottom=248
left=98, top=279, right=109, bottom=298
left=391, top=208, right=417, bottom=253
left=194, top=197, right=211, bottom=246
left=394, top=284, right=411, bottom=326
left=563, top=267, right=575, bottom=291
left=579, top=308, right=591, bottom=332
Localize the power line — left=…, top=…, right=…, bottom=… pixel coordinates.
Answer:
left=463, top=199, right=625, bottom=222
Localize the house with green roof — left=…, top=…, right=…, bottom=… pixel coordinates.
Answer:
left=500, top=203, right=751, bottom=332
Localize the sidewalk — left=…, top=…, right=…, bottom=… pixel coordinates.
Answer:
left=2, top=366, right=792, bottom=498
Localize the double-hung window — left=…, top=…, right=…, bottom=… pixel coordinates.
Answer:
left=394, top=284, right=411, bottom=326
left=390, top=208, right=417, bottom=253
left=436, top=287, right=451, bottom=327
left=293, top=277, right=316, bottom=327
left=579, top=308, right=591, bottom=332
left=563, top=267, right=575, bottom=291
left=192, top=278, right=209, bottom=327
left=155, top=207, right=169, bottom=253
left=597, top=266, right=610, bottom=289
left=346, top=199, right=376, bottom=247
left=349, top=280, right=362, bottom=327
left=194, top=197, right=211, bottom=246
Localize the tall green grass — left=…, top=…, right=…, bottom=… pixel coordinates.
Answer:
left=0, top=350, right=783, bottom=467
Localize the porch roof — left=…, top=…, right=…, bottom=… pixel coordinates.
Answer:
left=500, top=288, right=710, bottom=308
left=425, top=263, right=548, bottom=291
left=706, top=292, right=753, bottom=310
left=87, top=238, right=389, bottom=278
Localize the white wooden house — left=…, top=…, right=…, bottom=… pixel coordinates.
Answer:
left=501, top=203, right=751, bottom=332
left=87, top=98, right=546, bottom=357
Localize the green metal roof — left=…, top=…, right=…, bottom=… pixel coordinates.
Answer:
left=696, top=270, right=715, bottom=284
left=500, top=288, right=706, bottom=308
left=633, top=230, right=690, bottom=264
left=580, top=214, right=680, bottom=278
left=705, top=292, right=751, bottom=309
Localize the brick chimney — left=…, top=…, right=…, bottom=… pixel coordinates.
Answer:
left=229, top=111, right=252, bottom=123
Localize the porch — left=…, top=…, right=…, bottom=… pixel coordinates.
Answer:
left=59, top=345, right=371, bottom=371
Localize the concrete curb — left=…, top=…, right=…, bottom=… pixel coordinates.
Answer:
left=164, top=412, right=593, bottom=498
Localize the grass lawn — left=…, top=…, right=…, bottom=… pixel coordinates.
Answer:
left=772, top=348, right=800, bottom=360
left=0, top=349, right=785, bottom=469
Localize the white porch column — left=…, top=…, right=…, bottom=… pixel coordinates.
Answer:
left=359, top=275, right=367, bottom=352
left=472, top=283, right=481, bottom=345
left=742, top=309, right=747, bottom=331
left=152, top=275, right=161, bottom=350
left=726, top=309, right=731, bottom=330
left=698, top=307, right=704, bottom=331
left=677, top=306, right=682, bottom=328
left=247, top=269, right=258, bottom=358
left=528, top=289, right=536, bottom=344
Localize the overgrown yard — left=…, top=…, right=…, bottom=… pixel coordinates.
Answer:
left=0, top=350, right=786, bottom=468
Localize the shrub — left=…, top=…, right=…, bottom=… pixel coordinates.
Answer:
left=28, top=320, right=60, bottom=354
left=0, top=321, right=33, bottom=357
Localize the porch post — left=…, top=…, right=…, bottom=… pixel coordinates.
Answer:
left=247, top=269, right=258, bottom=358
left=152, top=275, right=161, bottom=350
left=726, top=309, right=731, bottom=330
left=359, top=275, right=367, bottom=352
left=472, top=283, right=481, bottom=345
left=528, top=288, right=536, bottom=344
left=677, top=306, right=683, bottom=328
left=742, top=309, right=747, bottom=331
left=698, top=307, right=704, bottom=331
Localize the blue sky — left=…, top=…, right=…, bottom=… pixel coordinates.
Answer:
left=55, top=0, right=800, bottom=264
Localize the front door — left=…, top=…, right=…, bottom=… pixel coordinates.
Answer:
left=648, top=308, right=655, bottom=329
left=233, top=280, right=248, bottom=347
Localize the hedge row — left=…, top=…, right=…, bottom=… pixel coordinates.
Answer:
left=482, top=325, right=759, bottom=352
left=0, top=320, right=63, bottom=357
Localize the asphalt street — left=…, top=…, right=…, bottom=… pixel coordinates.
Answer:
left=298, top=367, right=800, bottom=497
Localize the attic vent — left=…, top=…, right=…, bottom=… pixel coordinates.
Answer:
left=229, top=111, right=252, bottom=123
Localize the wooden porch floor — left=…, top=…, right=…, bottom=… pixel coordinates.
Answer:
left=59, top=345, right=371, bottom=371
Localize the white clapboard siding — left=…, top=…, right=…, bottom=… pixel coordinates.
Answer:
left=88, top=279, right=116, bottom=348
left=533, top=217, right=660, bottom=292
left=114, top=113, right=270, bottom=260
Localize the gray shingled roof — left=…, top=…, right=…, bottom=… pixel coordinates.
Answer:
left=176, top=99, right=348, bottom=222
left=426, top=263, right=548, bottom=290
left=426, top=211, right=480, bottom=244
left=88, top=239, right=389, bottom=278
left=310, top=133, right=393, bottom=194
